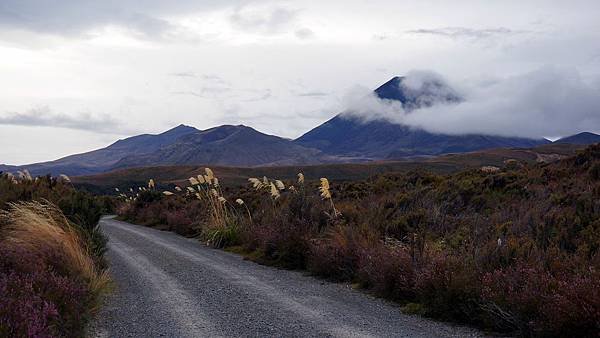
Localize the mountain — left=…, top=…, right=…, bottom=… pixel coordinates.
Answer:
left=112, top=125, right=328, bottom=168
left=554, top=132, right=600, bottom=145
left=295, top=76, right=549, bottom=159
left=2, top=125, right=200, bottom=176
left=2, top=124, right=329, bottom=176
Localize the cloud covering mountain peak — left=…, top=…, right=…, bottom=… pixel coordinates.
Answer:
left=341, top=67, right=600, bottom=139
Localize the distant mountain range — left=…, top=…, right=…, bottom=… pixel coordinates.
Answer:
left=295, top=77, right=550, bottom=159
left=2, top=76, right=599, bottom=176
left=554, top=132, right=600, bottom=145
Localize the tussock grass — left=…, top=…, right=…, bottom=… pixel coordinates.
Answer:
left=0, top=201, right=110, bottom=303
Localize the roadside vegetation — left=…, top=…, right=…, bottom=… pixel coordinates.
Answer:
left=117, top=144, right=600, bottom=337
left=0, top=173, right=112, bottom=337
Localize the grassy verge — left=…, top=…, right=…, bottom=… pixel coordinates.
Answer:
left=118, top=145, right=600, bottom=337
left=0, top=174, right=111, bottom=337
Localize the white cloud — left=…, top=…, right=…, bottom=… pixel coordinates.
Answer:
left=342, top=67, right=600, bottom=138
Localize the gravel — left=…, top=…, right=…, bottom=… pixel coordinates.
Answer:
left=89, top=216, right=484, bottom=337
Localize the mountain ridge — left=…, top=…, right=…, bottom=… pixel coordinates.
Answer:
left=294, top=75, right=550, bottom=158
left=2, top=77, right=598, bottom=177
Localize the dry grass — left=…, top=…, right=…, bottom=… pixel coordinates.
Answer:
left=0, top=201, right=110, bottom=305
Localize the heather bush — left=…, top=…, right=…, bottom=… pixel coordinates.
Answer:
left=0, top=174, right=111, bottom=337
left=0, top=246, right=90, bottom=337
left=481, top=262, right=600, bottom=336
left=117, top=145, right=600, bottom=337
left=356, top=240, right=415, bottom=301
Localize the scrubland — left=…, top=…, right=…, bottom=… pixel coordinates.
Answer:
left=0, top=173, right=111, bottom=337
left=118, top=145, right=600, bottom=337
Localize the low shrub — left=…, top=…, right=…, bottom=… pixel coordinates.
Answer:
left=116, top=145, right=600, bottom=337
left=0, top=201, right=110, bottom=337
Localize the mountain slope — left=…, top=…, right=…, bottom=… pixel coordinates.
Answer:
left=4, top=125, right=199, bottom=176
left=295, top=76, right=549, bottom=158
left=112, top=125, right=328, bottom=168
left=554, top=132, right=600, bottom=145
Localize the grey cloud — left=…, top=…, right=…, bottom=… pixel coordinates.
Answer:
left=372, top=34, right=391, bottom=41
left=295, top=28, right=315, bottom=39
left=0, top=107, right=134, bottom=134
left=200, top=74, right=225, bottom=81
left=297, top=91, right=329, bottom=97
left=0, top=0, right=237, bottom=38
left=171, top=85, right=233, bottom=98
left=344, top=68, right=600, bottom=138
left=170, top=71, right=197, bottom=77
left=230, top=5, right=298, bottom=34
left=243, top=89, right=272, bottom=102
left=406, top=27, right=528, bottom=40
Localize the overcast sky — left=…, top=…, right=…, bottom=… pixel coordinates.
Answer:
left=1, top=0, right=600, bottom=164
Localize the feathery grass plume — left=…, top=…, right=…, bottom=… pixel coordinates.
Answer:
left=275, top=180, right=285, bottom=191
left=197, top=175, right=206, bottom=184
left=59, top=174, right=71, bottom=183
left=23, top=169, right=32, bottom=180
left=114, top=188, right=119, bottom=192
left=186, top=186, right=196, bottom=193
left=218, top=196, right=227, bottom=204
left=289, top=185, right=297, bottom=193
left=298, top=173, right=305, bottom=184
left=205, top=167, right=215, bottom=181
left=235, top=198, right=253, bottom=223
left=319, top=177, right=340, bottom=218
left=175, top=186, right=182, bottom=192
left=204, top=175, right=212, bottom=185
left=248, top=178, right=263, bottom=190
left=129, top=188, right=134, bottom=192
left=213, top=178, right=220, bottom=187
left=163, top=191, right=174, bottom=196
left=0, top=201, right=110, bottom=300
left=16, top=170, right=26, bottom=181
left=480, top=166, right=501, bottom=173
left=195, top=193, right=202, bottom=200
left=270, top=182, right=281, bottom=200
left=189, top=177, right=200, bottom=185
left=319, top=178, right=331, bottom=199
left=148, top=179, right=155, bottom=189
left=263, top=176, right=269, bottom=185
left=5, top=172, right=18, bottom=184
left=211, top=188, right=219, bottom=197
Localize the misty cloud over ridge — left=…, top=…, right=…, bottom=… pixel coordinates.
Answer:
left=342, top=67, right=600, bottom=139
left=0, top=107, right=135, bottom=135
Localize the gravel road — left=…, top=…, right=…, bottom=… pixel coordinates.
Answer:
left=90, top=216, right=483, bottom=337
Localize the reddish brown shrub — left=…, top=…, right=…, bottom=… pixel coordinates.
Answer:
left=481, top=262, right=600, bottom=336
left=415, top=252, right=482, bottom=323
left=356, top=242, right=416, bottom=301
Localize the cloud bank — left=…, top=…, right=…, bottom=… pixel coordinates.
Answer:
left=343, top=67, right=600, bottom=139
left=406, top=27, right=528, bottom=41
left=0, top=107, right=134, bottom=134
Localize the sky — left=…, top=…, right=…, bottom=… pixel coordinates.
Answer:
left=1, top=0, right=600, bottom=164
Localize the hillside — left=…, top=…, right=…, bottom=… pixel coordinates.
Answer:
left=1, top=125, right=200, bottom=176
left=554, top=131, right=600, bottom=145
left=2, top=124, right=331, bottom=176
left=112, top=125, right=331, bottom=169
left=295, top=76, right=549, bottom=158
left=72, top=143, right=584, bottom=193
